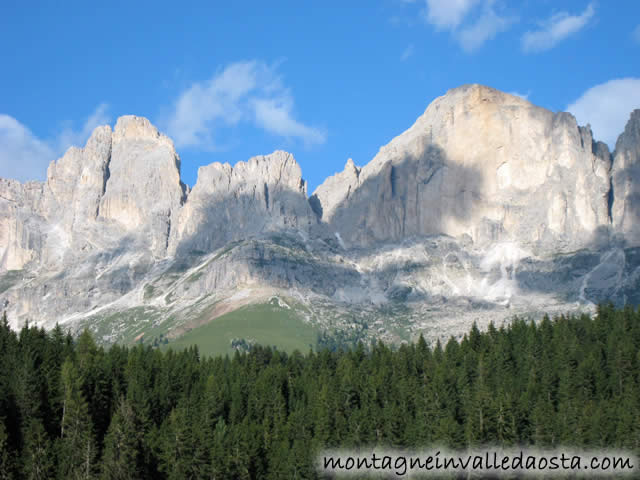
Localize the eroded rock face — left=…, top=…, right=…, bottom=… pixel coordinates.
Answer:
left=45, top=125, right=112, bottom=227
left=311, top=158, right=361, bottom=221
left=168, top=150, right=316, bottom=256
left=612, top=110, right=640, bottom=244
left=0, top=179, right=44, bottom=270
left=0, top=125, right=113, bottom=271
left=313, top=85, right=613, bottom=252
left=99, top=116, right=186, bottom=257
left=1, top=85, right=640, bottom=339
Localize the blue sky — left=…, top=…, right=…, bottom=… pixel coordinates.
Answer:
left=1, top=1, right=639, bottom=192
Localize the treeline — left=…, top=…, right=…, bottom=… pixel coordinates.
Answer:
left=0, top=304, right=639, bottom=479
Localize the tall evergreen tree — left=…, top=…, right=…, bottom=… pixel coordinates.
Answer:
left=58, top=358, right=96, bottom=480
left=100, top=397, right=143, bottom=480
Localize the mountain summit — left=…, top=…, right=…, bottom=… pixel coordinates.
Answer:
left=1, top=85, right=639, bottom=347
left=313, top=84, right=613, bottom=251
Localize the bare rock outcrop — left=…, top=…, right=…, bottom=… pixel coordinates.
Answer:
left=313, top=85, right=612, bottom=252
left=612, top=110, right=640, bottom=244
left=0, top=124, right=113, bottom=271
left=168, top=150, right=316, bottom=256
left=2, top=85, right=640, bottom=342
left=99, top=116, right=186, bottom=257
left=311, top=158, right=361, bottom=220
left=0, top=179, right=44, bottom=270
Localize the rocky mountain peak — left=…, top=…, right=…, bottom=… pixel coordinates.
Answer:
left=311, top=158, right=361, bottom=222
left=447, top=83, right=533, bottom=107
left=612, top=109, right=640, bottom=244
left=313, top=83, right=613, bottom=252
left=168, top=150, right=315, bottom=256
left=615, top=110, right=640, bottom=152
left=1, top=85, right=640, bottom=340
left=113, top=115, right=171, bottom=146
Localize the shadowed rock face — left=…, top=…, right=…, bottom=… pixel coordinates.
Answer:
left=313, top=85, right=613, bottom=252
left=0, top=84, right=639, bottom=341
left=612, top=110, right=640, bottom=244
left=167, top=150, right=317, bottom=257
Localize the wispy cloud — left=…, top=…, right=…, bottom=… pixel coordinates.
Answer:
left=424, top=0, right=480, bottom=29
left=252, top=97, right=326, bottom=146
left=418, top=0, right=514, bottom=52
left=164, top=60, right=325, bottom=150
left=521, top=3, right=594, bottom=53
left=401, top=43, right=415, bottom=61
left=633, top=24, right=640, bottom=44
left=0, top=105, right=111, bottom=182
left=567, top=78, right=640, bottom=148
left=508, top=90, right=531, bottom=100
left=458, top=7, right=514, bottom=52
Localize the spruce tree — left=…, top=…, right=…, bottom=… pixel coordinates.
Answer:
left=100, top=397, right=142, bottom=480
left=22, top=419, right=52, bottom=480
left=58, top=358, right=96, bottom=480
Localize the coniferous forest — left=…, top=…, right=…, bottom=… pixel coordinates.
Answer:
left=0, top=305, right=639, bottom=479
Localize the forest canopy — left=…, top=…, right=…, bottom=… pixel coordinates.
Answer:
left=0, top=304, right=639, bottom=479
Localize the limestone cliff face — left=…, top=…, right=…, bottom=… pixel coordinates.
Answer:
left=45, top=125, right=112, bottom=227
left=0, top=179, right=44, bottom=270
left=0, top=124, right=112, bottom=271
left=612, top=110, right=640, bottom=244
left=1, top=85, right=640, bottom=338
left=99, top=116, right=186, bottom=257
left=168, top=150, right=316, bottom=256
left=311, top=158, right=361, bottom=220
left=1, top=117, right=186, bottom=271
left=313, top=85, right=613, bottom=252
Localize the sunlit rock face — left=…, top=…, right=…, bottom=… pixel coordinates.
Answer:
left=0, top=178, right=44, bottom=270
left=612, top=110, right=640, bottom=245
left=99, top=116, right=186, bottom=257
left=0, top=125, right=113, bottom=271
left=1, top=85, right=639, bottom=342
left=313, top=85, right=613, bottom=252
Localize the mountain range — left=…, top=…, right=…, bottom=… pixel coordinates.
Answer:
left=1, top=84, right=639, bottom=349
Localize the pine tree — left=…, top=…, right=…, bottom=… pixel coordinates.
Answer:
left=100, top=397, right=143, bottom=480
left=22, top=419, right=52, bottom=480
left=159, top=400, right=209, bottom=480
left=58, top=358, right=96, bottom=480
left=209, top=419, right=230, bottom=480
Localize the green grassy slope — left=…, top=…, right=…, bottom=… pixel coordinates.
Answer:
left=165, top=302, right=318, bottom=357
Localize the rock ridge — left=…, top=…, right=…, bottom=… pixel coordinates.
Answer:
left=1, top=84, right=640, bottom=339
left=313, top=83, right=617, bottom=252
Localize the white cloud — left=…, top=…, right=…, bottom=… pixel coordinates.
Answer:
left=401, top=43, right=415, bottom=61
left=252, top=98, right=326, bottom=146
left=419, top=0, right=513, bottom=51
left=567, top=78, right=640, bottom=148
left=424, top=0, right=480, bottom=29
left=165, top=60, right=325, bottom=150
left=508, top=90, right=531, bottom=100
left=0, top=105, right=111, bottom=183
left=458, top=7, right=513, bottom=52
left=0, top=115, right=55, bottom=182
left=521, top=3, right=594, bottom=53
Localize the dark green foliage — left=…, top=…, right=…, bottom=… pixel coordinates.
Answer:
left=100, top=397, right=143, bottom=480
left=0, top=306, right=639, bottom=478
